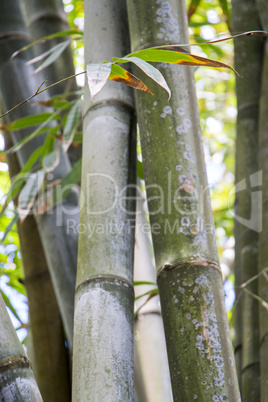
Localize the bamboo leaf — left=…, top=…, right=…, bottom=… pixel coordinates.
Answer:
left=86, top=62, right=112, bottom=99
left=127, top=48, right=238, bottom=74
left=63, top=98, right=82, bottom=151
left=3, top=127, right=48, bottom=157
left=134, top=281, right=157, bottom=286
left=0, top=112, right=58, bottom=131
left=0, top=213, right=19, bottom=244
left=1, top=289, right=22, bottom=323
left=41, top=135, right=55, bottom=161
left=137, top=160, right=144, bottom=180
left=218, top=0, right=231, bottom=30
left=0, top=145, right=45, bottom=219
left=33, top=40, right=72, bottom=75
left=187, top=0, right=201, bottom=20
left=135, top=288, right=159, bottom=301
left=26, top=40, right=71, bottom=67
left=42, top=148, right=60, bottom=173
left=18, top=170, right=46, bottom=221
left=44, top=158, right=82, bottom=210
left=73, top=132, right=83, bottom=143
left=2, top=106, right=67, bottom=156
left=115, top=57, right=169, bottom=97
left=11, top=30, right=83, bottom=59
left=109, top=64, right=153, bottom=95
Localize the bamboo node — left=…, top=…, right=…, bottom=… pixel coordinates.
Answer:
left=157, top=257, right=221, bottom=278
left=0, top=355, right=32, bottom=373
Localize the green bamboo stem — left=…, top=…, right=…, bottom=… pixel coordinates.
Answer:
left=5, top=133, right=71, bottom=401
left=257, top=10, right=268, bottom=397
left=72, top=0, right=136, bottom=400
left=0, top=0, right=79, bottom=351
left=0, top=293, right=42, bottom=401
left=20, top=0, right=81, bottom=165
left=126, top=1, right=240, bottom=400
left=21, top=0, right=77, bottom=93
left=134, top=185, right=172, bottom=401
left=233, top=208, right=243, bottom=389
left=232, top=0, right=263, bottom=399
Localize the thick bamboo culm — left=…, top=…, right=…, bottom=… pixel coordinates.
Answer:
left=0, top=0, right=79, bottom=351
left=126, top=0, right=240, bottom=399
left=72, top=0, right=136, bottom=400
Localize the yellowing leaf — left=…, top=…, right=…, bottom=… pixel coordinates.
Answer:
left=109, top=64, right=153, bottom=95
left=117, top=56, right=171, bottom=99
left=127, top=49, right=238, bottom=74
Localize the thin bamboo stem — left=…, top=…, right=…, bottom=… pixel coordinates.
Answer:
left=232, top=0, right=263, bottom=398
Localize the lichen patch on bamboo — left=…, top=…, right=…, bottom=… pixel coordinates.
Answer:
left=155, top=0, right=180, bottom=42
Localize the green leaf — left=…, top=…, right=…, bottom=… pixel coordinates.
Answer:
left=122, top=56, right=171, bottom=99
left=218, top=0, right=231, bottom=30
left=187, top=0, right=201, bottom=20
left=63, top=98, right=82, bottom=151
left=0, top=145, right=45, bottom=217
left=26, top=40, right=71, bottom=67
left=1, top=213, right=19, bottom=244
left=134, top=281, right=157, bottom=286
left=11, top=30, right=83, bottom=59
left=42, top=148, right=60, bottom=173
left=49, top=158, right=82, bottom=208
left=2, top=105, right=68, bottom=156
left=1, top=289, right=22, bottom=323
left=127, top=48, right=237, bottom=73
left=137, top=160, right=144, bottom=180
left=33, top=40, right=72, bottom=75
left=135, top=288, right=159, bottom=301
left=73, top=132, right=83, bottom=143
left=86, top=62, right=112, bottom=99
left=109, top=63, right=153, bottom=94
left=18, top=170, right=46, bottom=221
left=40, top=135, right=55, bottom=160
left=1, top=113, right=58, bottom=130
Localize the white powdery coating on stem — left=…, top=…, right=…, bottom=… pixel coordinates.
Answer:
left=195, top=306, right=226, bottom=387
left=155, top=0, right=180, bottom=42
left=73, top=287, right=133, bottom=401
left=0, top=376, right=42, bottom=401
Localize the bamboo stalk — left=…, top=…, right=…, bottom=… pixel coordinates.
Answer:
left=126, top=0, right=240, bottom=399
left=5, top=133, right=71, bottom=401
left=0, top=293, right=42, bottom=401
left=134, top=184, right=172, bottom=401
left=21, top=0, right=77, bottom=92
left=72, top=0, right=136, bottom=400
left=232, top=0, right=263, bottom=399
left=0, top=0, right=79, bottom=351
left=256, top=4, right=268, bottom=397
left=20, top=0, right=81, bottom=165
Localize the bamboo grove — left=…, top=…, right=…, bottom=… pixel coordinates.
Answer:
left=0, top=0, right=267, bottom=400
